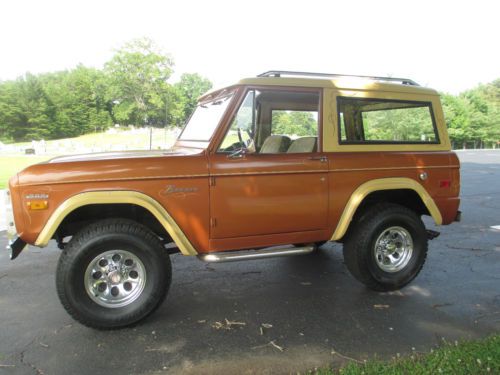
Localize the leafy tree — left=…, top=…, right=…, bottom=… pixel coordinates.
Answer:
left=272, top=111, right=317, bottom=136
left=441, top=80, right=500, bottom=148
left=104, top=37, right=174, bottom=126
left=173, top=73, right=212, bottom=125
left=0, top=74, right=55, bottom=141
left=42, top=66, right=112, bottom=138
left=0, top=38, right=214, bottom=143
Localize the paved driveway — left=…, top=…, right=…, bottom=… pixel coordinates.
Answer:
left=0, top=150, right=499, bottom=374
left=0, top=189, right=6, bottom=231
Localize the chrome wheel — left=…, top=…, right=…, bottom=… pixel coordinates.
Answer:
left=373, top=226, right=413, bottom=273
left=84, top=250, right=146, bottom=308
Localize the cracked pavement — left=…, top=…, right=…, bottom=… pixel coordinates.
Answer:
left=0, top=150, right=499, bottom=374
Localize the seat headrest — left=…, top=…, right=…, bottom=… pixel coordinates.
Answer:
left=287, top=137, right=317, bottom=153
left=260, top=135, right=291, bottom=153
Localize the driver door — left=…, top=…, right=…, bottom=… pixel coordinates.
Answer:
left=208, top=88, right=328, bottom=248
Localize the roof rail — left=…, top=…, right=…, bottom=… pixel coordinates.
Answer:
left=257, top=70, right=420, bottom=86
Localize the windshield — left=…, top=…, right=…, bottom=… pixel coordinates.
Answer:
left=178, top=92, right=234, bottom=142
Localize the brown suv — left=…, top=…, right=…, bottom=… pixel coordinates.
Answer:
left=6, top=71, right=461, bottom=329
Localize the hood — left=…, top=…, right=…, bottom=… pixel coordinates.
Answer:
left=47, top=147, right=199, bottom=163
left=16, top=146, right=208, bottom=187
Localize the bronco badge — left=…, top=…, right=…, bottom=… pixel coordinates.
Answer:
left=164, top=185, right=198, bottom=194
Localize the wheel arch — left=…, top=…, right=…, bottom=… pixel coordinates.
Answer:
left=34, top=191, right=198, bottom=256
left=330, top=177, right=442, bottom=241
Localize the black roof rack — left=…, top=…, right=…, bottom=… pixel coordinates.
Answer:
left=257, top=70, right=419, bottom=86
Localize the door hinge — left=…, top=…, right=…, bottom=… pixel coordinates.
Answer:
left=210, top=217, right=217, bottom=227
left=209, top=176, right=216, bottom=186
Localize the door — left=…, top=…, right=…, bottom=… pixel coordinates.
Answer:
left=208, top=88, right=328, bottom=241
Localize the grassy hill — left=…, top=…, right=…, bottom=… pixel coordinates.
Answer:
left=0, top=128, right=178, bottom=188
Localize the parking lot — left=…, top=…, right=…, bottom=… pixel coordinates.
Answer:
left=0, top=150, right=499, bottom=374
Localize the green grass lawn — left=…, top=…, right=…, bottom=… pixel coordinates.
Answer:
left=0, top=128, right=178, bottom=189
left=5, top=128, right=176, bottom=154
left=0, top=156, right=50, bottom=189
left=316, top=335, right=500, bottom=375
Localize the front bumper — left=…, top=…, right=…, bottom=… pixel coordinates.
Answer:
left=5, top=188, right=26, bottom=259
left=7, top=236, right=27, bottom=260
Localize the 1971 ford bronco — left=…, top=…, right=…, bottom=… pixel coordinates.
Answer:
left=6, top=71, right=461, bottom=329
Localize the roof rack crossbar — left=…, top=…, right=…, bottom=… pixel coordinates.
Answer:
left=257, top=70, right=420, bottom=86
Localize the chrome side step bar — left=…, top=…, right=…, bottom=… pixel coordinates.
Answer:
left=198, top=245, right=316, bottom=263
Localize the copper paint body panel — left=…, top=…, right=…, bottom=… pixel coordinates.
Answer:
left=7, top=78, right=461, bottom=255
left=12, top=152, right=211, bottom=251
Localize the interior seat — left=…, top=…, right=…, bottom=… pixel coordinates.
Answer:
left=259, top=135, right=291, bottom=153
left=287, top=137, right=317, bottom=153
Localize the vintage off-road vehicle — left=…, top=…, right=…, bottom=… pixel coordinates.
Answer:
left=6, top=71, right=461, bottom=329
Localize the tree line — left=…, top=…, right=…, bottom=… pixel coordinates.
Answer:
left=0, top=37, right=498, bottom=148
left=0, top=38, right=212, bottom=142
left=441, top=80, right=499, bottom=148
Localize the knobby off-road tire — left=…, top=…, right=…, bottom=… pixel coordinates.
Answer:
left=343, top=203, right=428, bottom=291
left=56, top=219, right=172, bottom=329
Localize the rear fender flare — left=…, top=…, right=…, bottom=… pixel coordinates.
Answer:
left=330, top=177, right=442, bottom=241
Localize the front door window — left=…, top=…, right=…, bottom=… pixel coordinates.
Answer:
left=219, top=89, right=320, bottom=154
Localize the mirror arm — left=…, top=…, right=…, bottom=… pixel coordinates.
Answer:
left=228, top=147, right=247, bottom=159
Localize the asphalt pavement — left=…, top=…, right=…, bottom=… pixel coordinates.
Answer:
left=0, top=150, right=499, bottom=374
left=0, top=190, right=6, bottom=231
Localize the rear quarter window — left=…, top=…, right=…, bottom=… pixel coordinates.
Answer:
left=338, top=97, right=439, bottom=144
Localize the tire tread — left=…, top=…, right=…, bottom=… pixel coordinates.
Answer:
left=343, top=203, right=428, bottom=291
left=56, top=218, right=171, bottom=329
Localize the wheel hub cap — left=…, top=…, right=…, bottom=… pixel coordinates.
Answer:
left=84, top=250, right=146, bottom=308
left=374, top=226, right=413, bottom=273
left=108, top=271, right=122, bottom=284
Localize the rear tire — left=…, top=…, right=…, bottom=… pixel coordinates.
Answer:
left=56, top=219, right=171, bottom=329
left=343, top=203, right=427, bottom=291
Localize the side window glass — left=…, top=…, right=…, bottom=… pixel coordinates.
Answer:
left=218, top=91, right=256, bottom=153
left=271, top=110, right=318, bottom=137
left=218, top=89, right=321, bottom=154
left=338, top=97, right=439, bottom=144
left=264, top=91, right=320, bottom=154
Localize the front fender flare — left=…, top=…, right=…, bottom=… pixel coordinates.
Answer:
left=34, top=191, right=198, bottom=256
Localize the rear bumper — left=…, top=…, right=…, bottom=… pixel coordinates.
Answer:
left=7, top=236, right=27, bottom=260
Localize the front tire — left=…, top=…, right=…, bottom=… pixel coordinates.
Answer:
left=56, top=219, right=171, bottom=329
left=343, top=203, right=428, bottom=291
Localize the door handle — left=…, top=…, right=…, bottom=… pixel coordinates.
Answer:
left=308, top=156, right=327, bottom=162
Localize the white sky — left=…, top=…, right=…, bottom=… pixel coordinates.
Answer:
left=0, top=0, right=498, bottom=94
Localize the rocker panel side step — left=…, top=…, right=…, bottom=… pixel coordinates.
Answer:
left=198, top=245, right=316, bottom=263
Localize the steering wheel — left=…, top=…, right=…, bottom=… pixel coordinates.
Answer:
left=236, top=127, right=255, bottom=153
left=237, top=128, right=245, bottom=148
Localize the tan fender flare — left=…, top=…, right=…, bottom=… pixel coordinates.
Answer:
left=330, top=177, right=442, bottom=241
left=34, top=191, right=198, bottom=256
